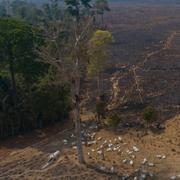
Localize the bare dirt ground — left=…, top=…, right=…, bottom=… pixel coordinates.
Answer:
left=0, top=114, right=179, bottom=180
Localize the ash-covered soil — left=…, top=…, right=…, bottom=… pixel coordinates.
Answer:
left=85, top=4, right=180, bottom=113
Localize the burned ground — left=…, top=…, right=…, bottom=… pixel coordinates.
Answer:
left=85, top=4, right=180, bottom=118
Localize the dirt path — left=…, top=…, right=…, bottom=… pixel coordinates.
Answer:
left=127, top=30, right=180, bottom=104
left=134, top=30, right=178, bottom=71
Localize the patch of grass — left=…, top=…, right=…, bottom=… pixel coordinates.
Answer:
left=105, top=113, right=122, bottom=128
left=143, top=106, right=157, bottom=126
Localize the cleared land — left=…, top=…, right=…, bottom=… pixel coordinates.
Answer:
left=0, top=114, right=179, bottom=179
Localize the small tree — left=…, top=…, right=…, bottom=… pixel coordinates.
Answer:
left=94, top=0, right=110, bottom=25
left=96, top=94, right=106, bottom=124
left=43, top=0, right=62, bottom=21
left=143, top=106, right=157, bottom=127
left=105, top=112, right=121, bottom=129
left=87, top=29, right=113, bottom=96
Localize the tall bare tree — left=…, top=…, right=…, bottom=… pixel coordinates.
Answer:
left=39, top=1, right=93, bottom=163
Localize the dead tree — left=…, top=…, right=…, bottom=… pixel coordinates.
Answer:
left=39, top=17, right=93, bottom=164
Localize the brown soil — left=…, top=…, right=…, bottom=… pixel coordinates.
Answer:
left=0, top=114, right=179, bottom=180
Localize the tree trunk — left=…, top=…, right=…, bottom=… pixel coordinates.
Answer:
left=0, top=118, right=3, bottom=138
left=9, top=58, right=21, bottom=134
left=9, top=59, right=17, bottom=108
left=10, top=118, right=15, bottom=136
left=97, top=75, right=101, bottom=97
left=73, top=65, right=85, bottom=164
left=74, top=98, right=85, bottom=164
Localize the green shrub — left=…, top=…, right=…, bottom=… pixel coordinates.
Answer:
left=105, top=113, right=121, bottom=127
left=96, top=99, right=106, bottom=118
left=143, top=106, right=157, bottom=125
